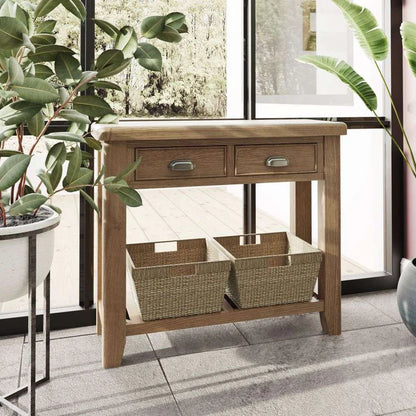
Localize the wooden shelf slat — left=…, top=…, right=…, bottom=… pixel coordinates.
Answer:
left=126, top=298, right=324, bottom=336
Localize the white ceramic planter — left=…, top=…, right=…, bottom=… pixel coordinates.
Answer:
left=0, top=207, right=60, bottom=302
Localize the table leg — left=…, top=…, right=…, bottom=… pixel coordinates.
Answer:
left=102, top=144, right=127, bottom=368
left=318, top=136, right=341, bottom=335
left=97, top=151, right=103, bottom=336
left=290, top=181, right=312, bottom=243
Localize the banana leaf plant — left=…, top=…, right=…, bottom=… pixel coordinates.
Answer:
left=298, top=0, right=416, bottom=177
left=0, top=0, right=187, bottom=226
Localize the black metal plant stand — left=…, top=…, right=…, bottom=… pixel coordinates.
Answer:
left=0, top=230, right=53, bottom=416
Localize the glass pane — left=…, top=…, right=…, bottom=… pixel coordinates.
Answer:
left=95, top=0, right=244, bottom=118
left=255, top=0, right=388, bottom=118
left=250, top=129, right=385, bottom=279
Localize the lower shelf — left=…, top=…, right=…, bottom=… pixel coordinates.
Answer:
left=125, top=297, right=325, bottom=336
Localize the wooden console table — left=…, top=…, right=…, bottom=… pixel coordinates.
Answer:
left=93, top=120, right=347, bottom=369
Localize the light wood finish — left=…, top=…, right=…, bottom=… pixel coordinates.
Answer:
left=93, top=119, right=347, bottom=142
left=96, top=151, right=103, bottom=335
left=101, top=143, right=128, bottom=368
left=290, top=181, right=312, bottom=243
left=94, top=120, right=345, bottom=368
left=318, top=136, right=341, bottom=335
left=126, top=298, right=324, bottom=336
left=134, top=146, right=226, bottom=181
left=235, top=144, right=319, bottom=176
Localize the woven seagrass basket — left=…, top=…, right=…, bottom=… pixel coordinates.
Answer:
left=214, top=232, right=322, bottom=309
left=126, top=238, right=231, bottom=321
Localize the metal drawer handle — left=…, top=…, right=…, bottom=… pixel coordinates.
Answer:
left=168, top=160, right=195, bottom=171
left=265, top=156, right=289, bottom=168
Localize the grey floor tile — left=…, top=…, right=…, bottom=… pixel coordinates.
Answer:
left=356, top=290, right=402, bottom=323
left=18, top=334, right=180, bottom=416
left=160, top=323, right=416, bottom=416
left=235, top=294, right=397, bottom=344
left=380, top=409, right=416, bottom=416
left=148, top=324, right=248, bottom=358
left=25, top=325, right=97, bottom=343
left=0, top=335, right=24, bottom=416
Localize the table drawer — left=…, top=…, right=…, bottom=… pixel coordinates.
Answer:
left=235, top=144, right=319, bottom=176
left=134, top=146, right=227, bottom=181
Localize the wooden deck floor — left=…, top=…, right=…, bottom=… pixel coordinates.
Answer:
left=0, top=187, right=368, bottom=314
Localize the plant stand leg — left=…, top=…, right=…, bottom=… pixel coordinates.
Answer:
left=0, top=234, right=51, bottom=416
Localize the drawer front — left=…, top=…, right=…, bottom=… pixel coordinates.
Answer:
left=134, top=146, right=226, bottom=181
left=235, top=144, right=318, bottom=176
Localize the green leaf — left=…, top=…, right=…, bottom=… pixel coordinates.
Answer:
left=85, top=135, right=102, bottom=150
left=55, top=53, right=82, bottom=84
left=165, top=12, right=185, bottom=30
left=0, top=154, right=31, bottom=191
left=332, top=0, right=388, bottom=61
left=65, top=167, right=93, bottom=191
left=31, top=33, right=56, bottom=46
left=60, top=109, right=90, bottom=124
left=24, top=184, right=35, bottom=195
left=0, top=16, right=27, bottom=49
left=78, top=70, right=97, bottom=84
left=49, top=162, right=62, bottom=190
left=156, top=26, right=181, bottom=43
left=63, top=145, right=81, bottom=185
left=46, top=203, right=61, bottom=214
left=134, top=43, right=162, bottom=72
left=11, top=77, right=58, bottom=103
left=97, top=113, right=119, bottom=124
left=95, top=49, right=123, bottom=70
left=34, top=63, right=54, bottom=79
left=58, top=86, right=70, bottom=103
left=96, top=57, right=131, bottom=78
left=0, top=101, right=42, bottom=125
left=34, top=0, right=60, bottom=18
left=177, top=23, right=188, bottom=34
left=0, top=125, right=16, bottom=141
left=22, top=33, right=35, bottom=53
left=297, top=55, right=377, bottom=111
left=45, top=142, right=66, bottom=169
left=90, top=80, right=122, bottom=91
left=38, top=170, right=54, bottom=194
left=103, top=176, right=128, bottom=192
left=28, top=45, right=75, bottom=63
left=94, top=164, right=105, bottom=185
left=37, top=19, right=56, bottom=33
left=68, top=121, right=88, bottom=135
left=9, top=193, right=48, bottom=216
left=8, top=57, right=24, bottom=85
left=115, top=26, right=138, bottom=58
left=115, top=187, right=142, bottom=207
left=93, top=19, right=120, bottom=39
left=27, top=111, right=44, bottom=136
left=80, top=189, right=99, bottom=214
left=60, top=0, right=86, bottom=21
left=73, top=95, right=114, bottom=118
left=44, top=131, right=86, bottom=143
left=115, top=157, right=141, bottom=181
left=0, top=149, right=21, bottom=156
left=401, top=21, right=416, bottom=78
left=141, top=15, right=165, bottom=39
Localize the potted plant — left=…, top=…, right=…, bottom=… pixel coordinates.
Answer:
left=0, top=0, right=187, bottom=302
left=297, top=0, right=416, bottom=336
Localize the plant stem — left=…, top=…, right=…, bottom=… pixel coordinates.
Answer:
left=372, top=110, right=416, bottom=177
left=28, top=76, right=95, bottom=156
left=374, top=60, right=416, bottom=171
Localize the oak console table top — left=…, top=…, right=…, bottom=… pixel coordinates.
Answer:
left=93, top=119, right=347, bottom=369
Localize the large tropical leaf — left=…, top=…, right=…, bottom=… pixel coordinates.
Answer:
left=54, top=53, right=82, bottom=84
left=60, top=0, right=86, bottom=21
left=165, top=12, right=185, bottom=30
left=95, top=49, right=123, bottom=70
left=27, top=111, right=44, bottom=136
left=297, top=55, right=377, bottom=111
left=34, top=0, right=60, bottom=18
left=59, top=109, right=90, bottom=124
left=28, top=45, right=75, bottom=63
left=115, top=26, right=138, bottom=58
left=93, top=19, right=120, bottom=39
left=401, top=21, right=416, bottom=78
left=0, top=154, right=31, bottom=191
left=45, top=142, right=66, bottom=170
left=141, top=16, right=165, bottom=39
left=44, top=132, right=86, bottom=143
left=115, top=187, right=142, bottom=207
left=0, top=101, right=42, bottom=125
left=8, top=57, right=24, bottom=85
left=11, top=77, right=58, bottom=103
left=332, top=0, right=388, bottom=61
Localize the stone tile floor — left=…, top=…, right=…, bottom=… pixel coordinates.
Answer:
left=1, top=290, right=416, bottom=416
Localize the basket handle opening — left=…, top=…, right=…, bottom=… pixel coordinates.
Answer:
left=155, top=241, right=178, bottom=253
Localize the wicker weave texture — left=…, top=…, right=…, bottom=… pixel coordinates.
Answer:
left=127, top=238, right=231, bottom=321
left=214, top=232, right=322, bottom=309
